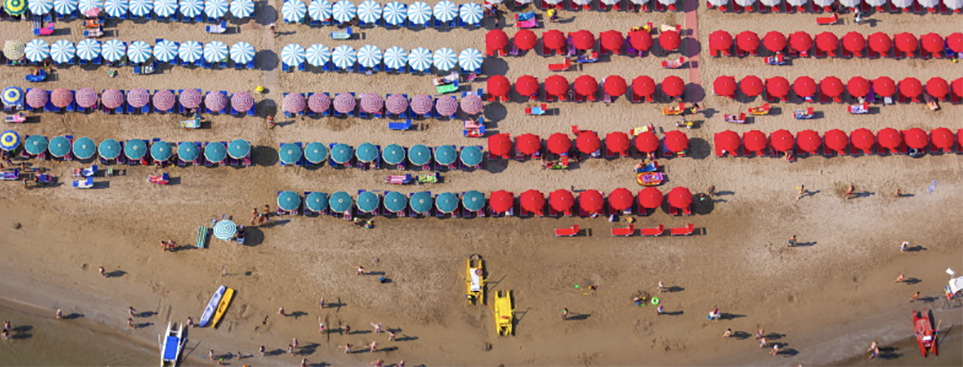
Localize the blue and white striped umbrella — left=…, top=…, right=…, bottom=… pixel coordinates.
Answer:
left=280, top=43, right=305, bottom=67
left=433, top=0, right=456, bottom=22
left=180, top=0, right=203, bottom=17
left=212, top=220, right=237, bottom=240
left=203, top=41, right=228, bottom=63
left=357, top=0, right=380, bottom=24
left=407, top=47, right=431, bottom=72
left=307, top=0, right=331, bottom=21
left=29, top=0, right=54, bottom=14
left=104, top=0, right=128, bottom=18
left=305, top=43, right=330, bottom=67
left=154, top=0, right=177, bottom=17
left=101, top=39, right=126, bottom=62
left=383, top=46, right=406, bottom=69
left=382, top=1, right=405, bottom=25
left=281, top=0, right=306, bottom=22
left=129, top=0, right=151, bottom=16
left=54, top=0, right=78, bottom=16
left=50, top=39, right=75, bottom=64
left=78, top=0, right=102, bottom=13
left=458, top=48, right=482, bottom=71
left=432, top=47, right=456, bottom=71
left=331, top=44, right=356, bottom=69
left=229, top=0, right=253, bottom=18
left=153, top=40, right=178, bottom=63
left=407, top=1, right=430, bottom=25
left=178, top=40, right=202, bottom=63
left=331, top=0, right=355, bottom=23
left=127, top=40, right=152, bottom=63
left=230, top=41, right=254, bottom=64
left=357, top=44, right=382, bottom=68
left=25, top=39, right=50, bottom=63
left=76, top=39, right=100, bottom=61
left=204, top=0, right=227, bottom=18
left=459, top=2, right=482, bottom=24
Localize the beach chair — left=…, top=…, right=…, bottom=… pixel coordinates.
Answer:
left=437, top=82, right=460, bottom=94
left=388, top=119, right=413, bottom=131
left=748, top=103, right=771, bottom=115
left=764, top=53, right=786, bottom=65
left=71, top=177, right=94, bottom=188
left=661, top=57, right=686, bottom=69
left=330, top=27, right=353, bottom=40
left=669, top=223, right=695, bottom=236
left=385, top=174, right=412, bottom=185
left=554, top=224, right=580, bottom=237
left=1, top=170, right=20, bottom=181
left=148, top=173, right=170, bottom=185
left=576, top=52, right=599, bottom=63
left=661, top=103, right=686, bottom=115
left=640, top=224, right=666, bottom=236
left=206, top=20, right=227, bottom=34
left=548, top=58, right=571, bottom=72
left=847, top=102, right=869, bottom=114
left=816, top=13, right=838, bottom=25
left=524, top=104, right=548, bottom=115
left=196, top=226, right=209, bottom=248
left=611, top=225, right=636, bottom=236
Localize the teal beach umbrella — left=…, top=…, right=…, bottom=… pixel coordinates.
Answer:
left=381, top=143, right=405, bottom=165
left=151, top=141, right=173, bottom=161
left=177, top=142, right=199, bottom=162
left=433, top=145, right=457, bottom=165
left=48, top=136, right=71, bottom=158
left=356, top=142, right=378, bottom=163
left=125, top=139, right=148, bottom=160
left=462, top=190, right=485, bottom=212
left=460, top=145, right=483, bottom=167
left=24, top=135, right=48, bottom=155
left=383, top=191, right=407, bottom=213
left=305, top=192, right=328, bottom=213
left=330, top=143, right=353, bottom=164
left=304, top=142, right=328, bottom=164
left=435, top=192, right=458, bottom=213
left=228, top=139, right=250, bottom=159
left=329, top=191, right=353, bottom=213
left=409, top=191, right=433, bottom=214
left=408, top=144, right=431, bottom=166
left=98, top=139, right=121, bottom=159
left=277, top=190, right=301, bottom=212
left=205, top=141, right=227, bottom=163
left=356, top=191, right=380, bottom=213
left=71, top=137, right=96, bottom=159
left=278, top=143, right=302, bottom=165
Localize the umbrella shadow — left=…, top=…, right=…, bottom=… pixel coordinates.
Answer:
left=255, top=50, right=277, bottom=72
left=482, top=103, right=507, bottom=130
left=251, top=146, right=279, bottom=166
left=254, top=1, right=278, bottom=26
left=240, top=226, right=264, bottom=247
left=482, top=57, right=509, bottom=78
left=257, top=98, right=276, bottom=119
left=685, top=137, right=711, bottom=160
left=692, top=193, right=715, bottom=214
left=684, top=83, right=705, bottom=104
left=681, top=38, right=701, bottom=58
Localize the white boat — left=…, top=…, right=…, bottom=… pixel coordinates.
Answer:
left=159, top=322, right=185, bottom=367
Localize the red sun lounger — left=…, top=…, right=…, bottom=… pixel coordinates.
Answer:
left=669, top=223, right=695, bottom=236
left=555, top=224, right=580, bottom=237
left=611, top=225, right=635, bottom=236
left=640, top=224, right=665, bottom=236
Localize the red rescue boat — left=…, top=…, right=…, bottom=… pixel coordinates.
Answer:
left=913, top=309, right=937, bottom=357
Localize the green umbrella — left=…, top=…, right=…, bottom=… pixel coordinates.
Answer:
left=305, top=192, right=328, bottom=213
left=381, top=144, right=405, bottom=165
left=177, top=142, right=199, bottom=162
left=330, top=143, right=353, bottom=164
left=435, top=192, right=459, bottom=213
left=277, top=190, right=301, bottom=212
left=383, top=191, right=407, bottom=213
left=460, top=146, right=483, bottom=167
left=409, top=191, right=433, bottom=214
left=356, top=191, right=380, bottom=213
left=98, top=139, right=121, bottom=159
left=151, top=141, right=173, bottom=161
left=408, top=144, right=431, bottom=166
left=48, top=136, right=71, bottom=158
left=228, top=139, right=250, bottom=159
left=329, top=191, right=353, bottom=213
left=433, top=145, right=457, bottom=165
left=24, top=135, right=47, bottom=155
left=71, top=137, right=96, bottom=160
left=278, top=143, right=302, bottom=165
left=304, top=142, right=328, bottom=164
left=355, top=142, right=378, bottom=163
left=125, top=139, right=147, bottom=160
left=205, top=142, right=227, bottom=163
left=462, top=190, right=486, bottom=212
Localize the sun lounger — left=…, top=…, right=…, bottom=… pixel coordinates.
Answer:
left=576, top=52, right=599, bottom=63
left=437, top=82, right=460, bottom=94
left=196, top=226, right=209, bottom=248
left=639, top=224, right=665, bottom=236
left=554, top=224, right=580, bottom=237
left=816, top=13, right=838, bottom=25
left=669, top=223, right=695, bottom=236
left=764, top=53, right=786, bottom=65
left=524, top=103, right=548, bottom=115
left=388, top=119, right=413, bottom=131
left=330, top=27, right=353, bottom=40
left=611, top=225, right=635, bottom=236
left=661, top=57, right=685, bottom=69
left=748, top=103, right=771, bottom=115
left=515, top=17, right=538, bottom=29
left=793, top=107, right=815, bottom=119
left=385, top=174, right=412, bottom=185
left=847, top=102, right=869, bottom=114
left=724, top=113, right=747, bottom=123
left=206, top=20, right=227, bottom=34
left=71, top=177, right=94, bottom=188
left=548, top=58, right=571, bottom=71
left=661, top=103, right=686, bottom=115
left=25, top=69, right=47, bottom=83
left=5, top=113, right=25, bottom=123
left=148, top=173, right=170, bottom=185
left=1, top=170, right=20, bottom=181
left=73, top=165, right=98, bottom=177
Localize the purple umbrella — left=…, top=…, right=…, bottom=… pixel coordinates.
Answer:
left=179, top=89, right=202, bottom=109
left=102, top=89, right=125, bottom=109
left=434, top=96, right=457, bottom=116
left=410, top=94, right=433, bottom=115
left=359, top=93, right=383, bottom=113
left=333, top=93, right=356, bottom=114
left=126, top=88, right=150, bottom=108
left=385, top=94, right=408, bottom=114
left=308, top=93, right=330, bottom=113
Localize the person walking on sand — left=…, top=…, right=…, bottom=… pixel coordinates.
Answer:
left=99, top=266, right=106, bottom=277
left=757, top=328, right=764, bottom=339
left=128, top=318, right=135, bottom=328
left=770, top=343, right=780, bottom=356
left=894, top=273, right=905, bottom=283
left=787, top=235, right=797, bottom=247
left=56, top=309, right=62, bottom=319
left=707, top=185, right=716, bottom=196
left=867, top=341, right=879, bottom=359
left=357, top=266, right=366, bottom=275
left=371, top=322, right=383, bottom=333
left=796, top=185, right=807, bottom=200
left=250, top=208, right=259, bottom=226
left=370, top=341, right=378, bottom=353
left=187, top=317, right=194, bottom=328
left=319, top=321, right=326, bottom=334
left=128, top=306, right=137, bottom=317
left=759, top=337, right=767, bottom=348
left=370, top=359, right=384, bottom=367
left=656, top=305, right=664, bottom=315
left=561, top=308, right=569, bottom=321
left=343, top=325, right=351, bottom=335
left=909, top=291, right=920, bottom=302
left=658, top=281, right=666, bottom=294
left=2, top=329, right=8, bottom=340
left=845, top=184, right=855, bottom=200
left=3, top=320, right=9, bottom=330
left=292, top=338, right=299, bottom=350
left=900, top=241, right=909, bottom=252
left=301, top=358, right=308, bottom=367
left=209, top=349, right=215, bottom=360
left=287, top=344, right=294, bottom=354
left=723, top=328, right=732, bottom=338
left=338, top=344, right=352, bottom=354
left=258, top=346, right=265, bottom=357
left=278, top=307, right=285, bottom=316
left=319, top=297, right=325, bottom=309
left=387, top=331, right=396, bottom=341
left=893, top=189, right=902, bottom=198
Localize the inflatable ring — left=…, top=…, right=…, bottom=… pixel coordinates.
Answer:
left=474, top=269, right=483, bottom=276
left=651, top=297, right=660, bottom=305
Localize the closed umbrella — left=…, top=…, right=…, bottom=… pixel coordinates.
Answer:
left=331, top=45, right=356, bottom=69
left=154, top=0, right=176, bottom=17
left=75, top=87, right=97, bottom=108
left=204, top=0, right=227, bottom=18
left=328, top=191, right=353, bottom=213
left=281, top=43, right=306, bottom=68
left=793, top=76, right=817, bottom=98
left=277, top=191, right=301, bottom=212
left=544, top=75, right=569, bottom=98
left=204, top=142, right=227, bottom=163
left=152, top=90, right=175, bottom=111
left=574, top=75, right=598, bottom=97
left=410, top=94, right=432, bottom=115
left=409, top=192, right=433, bottom=214
left=382, top=1, right=405, bottom=25
left=179, top=89, right=202, bottom=109
left=29, top=0, right=54, bottom=15
left=283, top=93, right=306, bottom=114
left=330, top=143, right=353, bottom=164
left=278, top=143, right=302, bottom=164
left=820, top=76, right=844, bottom=101
left=458, top=48, right=483, bottom=72
left=460, top=146, right=482, bottom=167
left=381, top=144, right=405, bottom=165
left=382, top=192, right=406, bottom=213
left=50, top=39, right=75, bottom=64
left=433, top=47, right=457, bottom=71
left=546, top=133, right=571, bottom=154
left=177, top=142, right=199, bottom=162
left=514, top=29, right=537, bottom=51
left=663, top=130, right=689, bottom=153
left=50, top=88, right=72, bottom=108
left=433, top=145, right=457, bottom=165
left=178, top=41, right=202, bottom=63
left=823, top=129, right=848, bottom=155
left=126, top=88, right=150, bottom=108
left=842, top=32, right=865, bottom=57
left=24, top=135, right=48, bottom=155
left=459, top=3, right=481, bottom=25
left=796, top=130, right=821, bottom=154
left=101, top=88, right=124, bottom=109
left=549, top=189, right=574, bottom=213
left=433, top=0, right=456, bottom=22
left=926, top=77, right=949, bottom=99
left=460, top=94, right=482, bottom=114
left=304, top=142, right=328, bottom=164
left=213, top=220, right=237, bottom=240
left=635, top=131, right=659, bottom=153
left=385, top=94, right=408, bottom=114
left=1, top=87, right=23, bottom=108
left=333, top=92, right=356, bottom=114
left=357, top=44, right=382, bottom=69
left=357, top=0, right=380, bottom=24
left=282, top=0, right=307, bottom=22
left=305, top=192, right=329, bottom=213
left=180, top=0, right=202, bottom=17
left=69, top=137, right=95, bottom=160
left=203, top=41, right=227, bottom=63
left=308, top=0, right=331, bottom=21
left=230, top=42, right=254, bottom=65
left=101, top=40, right=126, bottom=62
left=408, top=144, right=430, bottom=165
left=355, top=192, right=380, bottom=213
left=762, top=31, right=786, bottom=53
left=230, top=0, right=254, bottom=18
left=661, top=76, right=685, bottom=98
left=48, top=136, right=71, bottom=158
left=709, top=30, right=732, bottom=55
left=407, top=47, right=432, bottom=72
left=127, top=40, right=152, bottom=64
left=407, top=1, right=431, bottom=25
left=519, top=190, right=545, bottom=215
left=25, top=39, right=50, bottom=63
left=98, top=139, right=121, bottom=159
left=305, top=44, right=331, bottom=67
left=25, top=88, right=48, bottom=109
left=659, top=30, right=681, bottom=52
left=307, top=92, right=330, bottom=113
left=435, top=192, right=458, bottom=214
left=359, top=93, right=383, bottom=113
left=383, top=46, right=406, bottom=70
left=104, top=0, right=128, bottom=18
left=54, top=0, right=78, bottom=16
left=714, top=76, right=737, bottom=97
left=873, top=76, right=896, bottom=97
left=462, top=191, right=485, bottom=212
left=769, top=129, right=795, bottom=152
left=736, top=31, right=760, bottom=54
left=129, top=0, right=151, bottom=16
left=153, top=40, right=178, bottom=63
left=332, top=0, right=356, bottom=23
left=150, top=141, right=172, bottom=161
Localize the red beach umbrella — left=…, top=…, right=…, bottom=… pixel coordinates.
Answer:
left=743, top=130, right=768, bottom=154
left=709, top=30, right=732, bottom=56
left=608, top=188, right=634, bottom=211
left=762, top=31, right=787, bottom=53
left=487, top=133, right=513, bottom=158
left=954, top=78, right=963, bottom=98
left=789, top=31, right=813, bottom=55
left=102, top=89, right=125, bottom=109
left=569, top=30, right=595, bottom=51
left=549, top=189, right=575, bottom=213
left=714, top=130, right=740, bottom=154
left=796, top=130, right=822, bottom=154
left=667, top=187, right=693, bottom=210
left=824, top=129, right=849, bottom=155
left=514, top=75, right=539, bottom=98
left=599, top=30, right=624, bottom=54
left=820, top=76, right=845, bottom=102
left=898, top=77, right=922, bottom=101
left=515, top=133, right=541, bottom=155
left=578, top=190, right=604, bottom=214
left=920, top=33, right=943, bottom=56
left=959, top=129, right=963, bottom=152
left=603, top=76, right=627, bottom=97
left=766, top=76, right=790, bottom=101
left=487, top=75, right=510, bottom=99
left=793, top=76, right=817, bottom=98
left=873, top=76, right=896, bottom=97
left=546, top=133, right=571, bottom=154
left=637, top=187, right=663, bottom=210
left=947, top=33, right=963, bottom=54
left=632, top=76, right=656, bottom=100
left=663, top=130, right=689, bottom=153
left=769, top=129, right=795, bottom=152
left=847, top=76, right=871, bottom=97
left=542, top=30, right=566, bottom=52
left=740, top=75, right=764, bottom=97
left=628, top=30, right=653, bottom=52
left=842, top=32, right=865, bottom=56
left=605, top=132, right=630, bottom=154
left=815, top=32, right=839, bottom=55
left=868, top=32, right=891, bottom=55
left=851, top=128, right=876, bottom=154
left=713, top=76, right=737, bottom=97
left=486, top=29, right=509, bottom=53
left=877, top=128, right=903, bottom=151
left=925, top=77, right=949, bottom=99
left=894, top=32, right=918, bottom=57
left=513, top=29, right=538, bottom=51
left=520, top=190, right=545, bottom=215
left=930, top=127, right=954, bottom=151
left=903, top=128, right=928, bottom=150
left=661, top=76, right=685, bottom=98
left=544, top=75, right=569, bottom=98
left=736, top=31, right=760, bottom=54
left=576, top=131, right=600, bottom=154
left=634, top=131, right=660, bottom=153
left=659, top=29, right=681, bottom=51
left=573, top=75, right=598, bottom=97
left=489, top=190, right=514, bottom=213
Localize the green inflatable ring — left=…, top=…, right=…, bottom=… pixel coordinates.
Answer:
left=651, top=297, right=660, bottom=305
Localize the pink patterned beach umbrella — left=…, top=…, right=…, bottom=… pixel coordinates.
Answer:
left=283, top=93, right=306, bottom=114
left=152, top=90, right=175, bottom=111
left=333, top=93, right=356, bottom=114
left=26, top=88, right=48, bottom=109
left=127, top=88, right=150, bottom=108
left=231, top=91, right=254, bottom=112
left=102, top=89, right=124, bottom=109
left=460, top=94, right=483, bottom=114
left=307, top=93, right=330, bottom=113
left=179, top=89, right=202, bottom=109
left=359, top=93, right=383, bottom=113
left=434, top=96, right=457, bottom=116
left=75, top=87, right=98, bottom=108
left=205, top=91, right=227, bottom=112
left=410, top=94, right=433, bottom=115
left=51, top=88, right=73, bottom=108
left=385, top=94, right=408, bottom=114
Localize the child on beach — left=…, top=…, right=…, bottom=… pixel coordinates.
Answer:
left=723, top=328, right=731, bottom=338
left=787, top=235, right=797, bottom=247
left=900, top=241, right=909, bottom=252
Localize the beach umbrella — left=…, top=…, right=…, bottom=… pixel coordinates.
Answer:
left=435, top=192, right=458, bottom=214
left=98, top=139, right=121, bottom=159
left=204, top=0, right=227, bottom=18
left=126, top=40, right=151, bottom=64
left=868, top=32, right=891, bottom=55
left=305, top=192, right=329, bottom=213
left=847, top=76, right=870, bottom=98
left=0, top=130, right=19, bottom=151
left=796, top=130, right=821, bottom=154
left=4, top=0, right=25, bottom=15
left=764, top=77, right=789, bottom=101
left=282, top=0, right=307, bottom=22
left=230, top=0, right=254, bottom=18
left=578, top=190, right=604, bottom=214
left=955, top=78, right=963, bottom=99
left=1, top=87, right=22, bottom=108
left=714, top=130, right=740, bottom=154
left=409, top=192, right=434, bottom=214
left=332, top=0, right=356, bottom=23
left=549, top=189, right=574, bottom=213
left=602, top=76, right=627, bottom=97
left=769, top=129, right=795, bottom=152
left=212, top=220, right=237, bottom=240
left=899, top=77, right=922, bottom=101
left=129, top=0, right=151, bottom=17
left=735, top=0, right=757, bottom=5
left=333, top=92, right=355, bottom=114
left=483, top=76, right=510, bottom=101
left=434, top=96, right=457, bottom=117
left=356, top=191, right=379, bottom=213
left=599, top=30, right=624, bottom=54
left=25, top=88, right=47, bottom=109
left=487, top=134, right=512, bottom=157
left=29, top=0, right=54, bottom=14
left=462, top=190, right=485, bottom=212
left=514, top=75, right=539, bottom=98
left=407, top=1, right=430, bottom=25
left=542, top=30, right=566, bottom=52
left=359, top=93, right=383, bottom=113
left=713, top=76, right=736, bottom=97
left=203, top=41, right=228, bottom=63
left=544, top=75, right=569, bottom=98
left=877, top=128, right=901, bottom=151
left=281, top=43, right=306, bottom=68
left=24, top=135, right=47, bottom=155
left=947, top=33, right=963, bottom=53
left=278, top=144, right=303, bottom=164
left=330, top=143, right=353, bottom=164
left=433, top=0, right=456, bottom=22
left=546, top=133, right=571, bottom=154
left=573, top=75, right=598, bottom=97
left=407, top=47, right=432, bottom=72
left=736, top=31, right=760, bottom=54
left=357, top=143, right=381, bottom=163
left=460, top=95, right=483, bottom=115
left=179, top=89, right=202, bottom=108
left=204, top=141, right=227, bottom=163
left=381, top=191, right=406, bottom=213
left=433, top=48, right=457, bottom=71
left=277, top=191, right=301, bottom=212
left=178, top=41, right=202, bottom=63
left=667, top=187, right=692, bottom=210
left=304, top=142, right=328, bottom=164
left=841, top=32, right=864, bottom=56
left=820, top=76, right=844, bottom=101
left=50, top=88, right=73, bottom=108
left=930, top=128, right=954, bottom=151
left=576, top=131, right=600, bottom=154
left=382, top=46, right=405, bottom=70
left=47, top=136, right=70, bottom=158
left=946, top=0, right=963, bottom=10
left=823, top=129, right=848, bottom=155
left=634, top=131, right=659, bottom=153
left=75, top=87, right=97, bottom=108
left=460, top=146, right=482, bottom=167
left=357, top=0, right=380, bottom=24
left=458, top=48, right=483, bottom=72
left=789, top=31, right=812, bottom=54
left=894, top=32, right=917, bottom=57
left=838, top=0, right=858, bottom=6
left=570, top=30, right=595, bottom=51
left=176, top=142, right=199, bottom=162
left=357, top=44, right=382, bottom=69
left=305, top=44, right=331, bottom=67
left=632, top=76, right=656, bottom=100
left=153, top=40, right=178, bottom=63
left=708, top=0, right=728, bottom=5
left=926, top=77, right=949, bottom=99
left=152, top=90, right=175, bottom=111
left=459, top=3, right=481, bottom=25
left=150, top=141, right=172, bottom=161
left=709, top=30, right=732, bottom=55
left=410, top=94, right=432, bottom=115
left=328, top=191, right=353, bottom=213
left=903, top=128, right=928, bottom=150
left=920, top=33, right=943, bottom=57
left=307, top=0, right=331, bottom=21
left=104, top=0, right=127, bottom=18
left=605, top=132, right=630, bottom=155
left=230, top=42, right=254, bottom=65
left=383, top=1, right=406, bottom=25
left=381, top=94, right=408, bottom=115
left=25, top=39, right=50, bottom=63
left=663, top=130, right=689, bottom=153
left=433, top=145, right=456, bottom=165
left=762, top=31, right=786, bottom=53
left=872, top=76, right=896, bottom=97
left=101, top=88, right=124, bottom=109
left=331, top=45, right=356, bottom=69
left=126, top=88, right=150, bottom=108
left=180, top=0, right=202, bottom=17
left=205, top=91, right=227, bottom=112
left=792, top=76, right=817, bottom=98
left=54, top=0, right=78, bottom=16
left=519, top=190, right=545, bottom=215
left=381, top=144, right=405, bottom=165
left=153, top=0, right=176, bottom=17
left=513, top=29, right=537, bottom=51
left=659, top=30, right=681, bottom=52
left=661, top=76, right=685, bottom=98
left=408, top=144, right=430, bottom=165
left=307, top=92, right=329, bottom=113
left=4, top=40, right=26, bottom=61
left=608, top=188, right=634, bottom=211
left=282, top=93, right=305, bottom=114
left=815, top=32, right=838, bottom=55
left=637, top=187, right=663, bottom=209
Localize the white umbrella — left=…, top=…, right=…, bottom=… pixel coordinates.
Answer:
left=890, top=0, right=912, bottom=7
left=573, top=0, right=591, bottom=4
left=78, top=0, right=103, bottom=13
left=180, top=0, right=203, bottom=17
left=308, top=0, right=331, bottom=21
left=104, top=0, right=128, bottom=17
left=204, top=41, right=228, bottom=63
left=734, top=0, right=755, bottom=6
left=516, top=0, right=531, bottom=3
left=432, top=47, right=456, bottom=71
left=50, top=40, right=75, bottom=64
left=29, top=0, right=54, bottom=14
left=383, top=46, right=406, bottom=69
left=76, top=39, right=100, bottom=61
left=545, top=0, right=562, bottom=4
left=786, top=0, right=806, bottom=6
left=331, top=45, right=356, bottom=69
left=918, top=0, right=938, bottom=7
left=205, top=0, right=228, bottom=18
left=358, top=0, right=381, bottom=24
left=25, top=39, right=50, bottom=63
left=357, top=44, right=382, bottom=68
left=230, top=0, right=254, bottom=18
left=153, top=40, right=178, bottom=63
left=408, top=1, right=431, bottom=25
left=601, top=0, right=618, bottom=4
left=305, top=44, right=331, bottom=66
left=213, top=220, right=237, bottom=240
left=281, top=43, right=306, bottom=67
left=282, top=0, right=307, bottom=22
left=129, top=0, right=151, bottom=16
left=383, top=2, right=405, bottom=25
left=178, top=41, right=203, bottom=63
left=708, top=0, right=728, bottom=5
left=230, top=41, right=254, bottom=64
left=127, top=40, right=152, bottom=64
left=839, top=0, right=859, bottom=7
left=864, top=0, right=884, bottom=5
left=458, top=48, right=482, bottom=71
left=154, top=0, right=177, bottom=17
left=760, top=0, right=780, bottom=5
left=488, top=0, right=504, bottom=3
left=459, top=3, right=482, bottom=25
left=332, top=0, right=356, bottom=23
left=433, top=0, right=456, bottom=22
left=407, top=47, right=431, bottom=71
left=54, top=0, right=78, bottom=16
left=657, top=0, right=676, bottom=4
left=813, top=0, right=832, bottom=6
left=101, top=39, right=126, bottom=62
left=946, top=0, right=962, bottom=10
